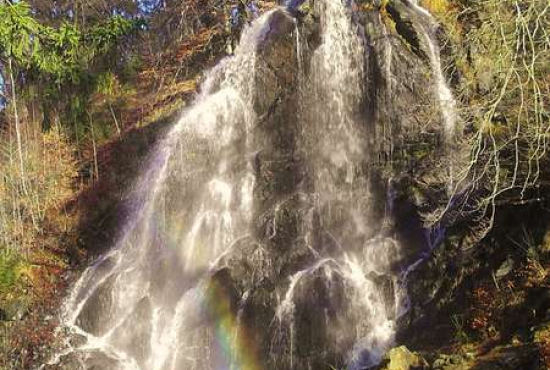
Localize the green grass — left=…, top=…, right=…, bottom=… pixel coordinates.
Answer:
left=0, top=251, right=21, bottom=298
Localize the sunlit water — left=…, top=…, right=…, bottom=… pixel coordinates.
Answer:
left=408, top=0, right=459, bottom=193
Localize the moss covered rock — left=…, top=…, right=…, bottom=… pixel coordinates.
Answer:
left=377, top=346, right=429, bottom=370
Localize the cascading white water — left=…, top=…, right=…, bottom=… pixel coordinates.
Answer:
left=407, top=0, right=459, bottom=195
left=311, top=0, right=402, bottom=366
left=45, top=1, right=458, bottom=370
left=270, top=1, right=405, bottom=368
left=47, top=10, right=277, bottom=370
left=309, top=0, right=365, bottom=175
left=409, top=0, right=458, bottom=140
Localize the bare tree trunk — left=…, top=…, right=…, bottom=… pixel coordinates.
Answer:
left=8, top=59, right=26, bottom=191
left=109, top=102, right=121, bottom=135
left=8, top=59, right=37, bottom=234
left=88, top=112, right=99, bottom=182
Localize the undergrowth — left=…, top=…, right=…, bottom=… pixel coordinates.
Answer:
left=0, top=251, right=20, bottom=298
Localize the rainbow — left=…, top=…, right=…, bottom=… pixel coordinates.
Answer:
left=204, top=279, right=263, bottom=370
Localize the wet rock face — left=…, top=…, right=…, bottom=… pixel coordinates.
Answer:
left=360, top=2, right=446, bottom=170
left=273, top=266, right=355, bottom=370
left=207, top=2, right=450, bottom=369
left=111, top=297, right=152, bottom=368
left=76, top=274, right=117, bottom=337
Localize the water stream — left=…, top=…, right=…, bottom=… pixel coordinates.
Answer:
left=409, top=0, right=458, bottom=140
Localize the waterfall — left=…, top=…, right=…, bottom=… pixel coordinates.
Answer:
left=409, top=0, right=458, bottom=140
left=309, top=0, right=365, bottom=173
left=45, top=1, right=458, bottom=370
left=302, top=0, right=402, bottom=366
left=48, top=10, right=276, bottom=370
left=407, top=0, right=460, bottom=196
